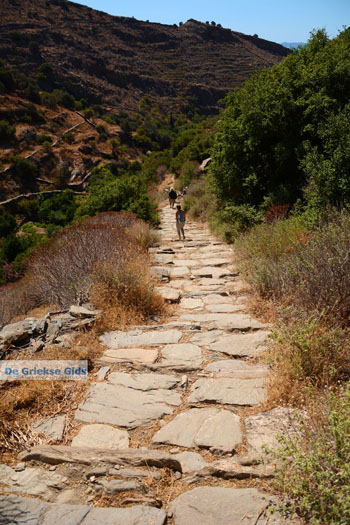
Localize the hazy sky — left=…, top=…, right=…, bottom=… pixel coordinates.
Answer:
left=72, top=0, right=349, bottom=43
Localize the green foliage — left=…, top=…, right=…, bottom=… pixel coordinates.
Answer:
left=36, top=134, right=52, bottom=145
left=269, top=315, right=350, bottom=387
left=52, top=89, right=75, bottom=109
left=38, top=190, right=77, bottom=226
left=0, top=234, right=22, bottom=262
left=9, top=155, right=38, bottom=180
left=0, top=212, right=17, bottom=237
left=177, top=161, right=195, bottom=189
left=75, top=164, right=158, bottom=224
left=20, top=103, right=44, bottom=123
left=170, top=125, right=213, bottom=172
left=210, top=28, right=350, bottom=220
left=141, top=151, right=171, bottom=182
left=271, top=385, right=350, bottom=524
left=0, top=65, right=15, bottom=92
left=64, top=132, right=75, bottom=144
left=235, top=209, right=350, bottom=324
left=0, top=120, right=15, bottom=143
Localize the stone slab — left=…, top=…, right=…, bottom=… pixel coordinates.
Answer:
left=150, top=266, right=169, bottom=282
left=173, top=452, right=207, bottom=473
left=169, top=487, right=279, bottom=525
left=205, top=360, right=270, bottom=379
left=107, top=371, right=179, bottom=390
left=19, top=446, right=182, bottom=471
left=169, top=267, right=190, bottom=278
left=99, top=348, right=158, bottom=365
left=190, top=330, right=224, bottom=346
left=71, top=424, right=129, bottom=449
left=210, top=331, right=270, bottom=357
left=75, top=372, right=181, bottom=428
left=0, top=464, right=67, bottom=498
left=154, top=344, right=204, bottom=372
left=100, top=329, right=182, bottom=348
left=206, top=304, right=243, bottom=313
left=180, top=298, right=204, bottom=310
left=152, top=408, right=242, bottom=452
left=188, top=377, right=266, bottom=406
left=155, top=287, right=181, bottom=302
left=191, top=267, right=232, bottom=279
left=0, top=496, right=166, bottom=525
left=180, top=313, right=270, bottom=331
left=153, top=254, right=174, bottom=265
left=201, top=294, right=233, bottom=304
left=32, top=415, right=65, bottom=441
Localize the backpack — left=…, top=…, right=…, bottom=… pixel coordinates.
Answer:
left=169, top=190, right=177, bottom=199
left=178, top=209, right=185, bottom=222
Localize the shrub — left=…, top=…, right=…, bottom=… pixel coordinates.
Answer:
left=22, top=212, right=144, bottom=308
left=127, top=221, right=160, bottom=249
left=0, top=120, right=15, bottom=143
left=75, top=165, right=159, bottom=224
left=238, top=211, right=350, bottom=324
left=64, top=132, right=75, bottom=144
left=96, top=123, right=106, bottom=135
left=36, top=134, right=52, bottom=145
left=38, top=190, right=77, bottom=226
left=0, top=65, right=15, bottom=92
left=267, top=315, right=350, bottom=403
left=234, top=216, right=309, bottom=297
left=271, top=385, right=350, bottom=524
left=9, top=155, right=38, bottom=180
left=0, top=212, right=17, bottom=237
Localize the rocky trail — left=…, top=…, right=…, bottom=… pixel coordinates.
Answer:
left=0, top=203, right=301, bottom=524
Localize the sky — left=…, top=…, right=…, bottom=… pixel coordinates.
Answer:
left=72, top=0, right=349, bottom=43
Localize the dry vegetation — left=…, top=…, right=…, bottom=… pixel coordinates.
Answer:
left=0, top=212, right=162, bottom=327
left=235, top=211, right=350, bottom=523
left=0, top=211, right=163, bottom=458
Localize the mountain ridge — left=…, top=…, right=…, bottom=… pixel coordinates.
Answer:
left=1, top=0, right=289, bottom=114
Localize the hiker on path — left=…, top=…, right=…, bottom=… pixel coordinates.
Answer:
left=168, top=188, right=177, bottom=208
left=175, top=204, right=186, bottom=240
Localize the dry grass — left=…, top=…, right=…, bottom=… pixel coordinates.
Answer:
left=265, top=314, right=350, bottom=407
left=91, top=258, right=164, bottom=332
left=127, top=221, right=160, bottom=249
left=0, top=334, right=104, bottom=460
left=0, top=212, right=160, bottom=327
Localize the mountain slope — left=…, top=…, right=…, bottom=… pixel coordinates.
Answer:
left=0, top=0, right=289, bottom=114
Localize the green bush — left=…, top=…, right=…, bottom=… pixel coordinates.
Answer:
left=0, top=212, right=17, bottom=237
left=75, top=164, right=158, bottom=224
left=210, top=28, right=350, bottom=215
left=234, top=216, right=309, bottom=296
left=271, top=385, right=350, bottom=524
left=0, top=120, right=15, bottom=143
left=64, top=132, right=75, bottom=144
left=38, top=190, right=77, bottom=226
left=268, top=315, right=350, bottom=390
left=36, top=134, right=52, bottom=145
left=0, top=65, right=15, bottom=92
left=9, top=155, right=38, bottom=180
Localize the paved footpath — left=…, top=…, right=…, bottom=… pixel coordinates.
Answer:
left=0, top=205, right=301, bottom=524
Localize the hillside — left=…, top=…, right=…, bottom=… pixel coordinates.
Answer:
left=0, top=0, right=289, bottom=114
left=0, top=91, right=125, bottom=203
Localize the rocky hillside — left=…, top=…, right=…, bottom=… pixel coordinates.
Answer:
left=0, top=92, right=124, bottom=203
left=1, top=0, right=289, bottom=114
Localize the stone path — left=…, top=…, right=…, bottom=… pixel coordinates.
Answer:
left=0, top=204, right=301, bottom=524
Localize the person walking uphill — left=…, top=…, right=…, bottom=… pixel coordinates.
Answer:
left=169, top=188, right=177, bottom=208
left=175, top=204, right=186, bottom=240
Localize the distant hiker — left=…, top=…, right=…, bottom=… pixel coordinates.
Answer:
left=182, top=187, right=188, bottom=197
left=175, top=204, right=186, bottom=240
left=169, top=188, right=177, bottom=208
